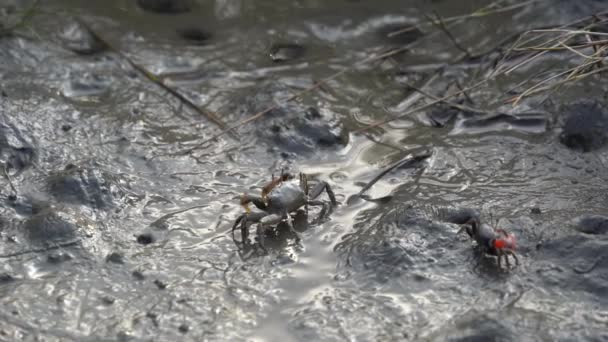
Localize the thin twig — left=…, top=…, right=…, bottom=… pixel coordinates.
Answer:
left=355, top=78, right=489, bottom=133
left=426, top=11, right=471, bottom=58
left=405, top=82, right=490, bottom=115
left=355, top=151, right=432, bottom=198
left=76, top=18, right=237, bottom=140
left=3, top=164, right=17, bottom=195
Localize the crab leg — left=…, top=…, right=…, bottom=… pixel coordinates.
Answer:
left=257, top=214, right=283, bottom=251
left=232, top=211, right=266, bottom=245
left=505, top=249, right=519, bottom=265
left=308, top=181, right=337, bottom=205
left=284, top=213, right=301, bottom=243
left=307, top=199, right=331, bottom=223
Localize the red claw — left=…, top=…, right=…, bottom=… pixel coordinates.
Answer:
left=493, top=239, right=506, bottom=249
left=493, top=234, right=516, bottom=250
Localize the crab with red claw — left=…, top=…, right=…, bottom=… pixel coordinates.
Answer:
left=232, top=171, right=337, bottom=251
left=458, top=217, right=519, bottom=269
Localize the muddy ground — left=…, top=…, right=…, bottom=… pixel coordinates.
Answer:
left=1, top=0, right=607, bottom=341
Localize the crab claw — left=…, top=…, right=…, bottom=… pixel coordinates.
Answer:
left=240, top=193, right=252, bottom=213
left=493, top=234, right=516, bottom=250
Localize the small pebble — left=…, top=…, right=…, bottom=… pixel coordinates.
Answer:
left=106, top=252, right=125, bottom=264
left=132, top=270, right=145, bottom=280
left=136, top=233, right=154, bottom=245
left=0, top=273, right=15, bottom=283
left=178, top=323, right=189, bottom=334
left=153, top=279, right=167, bottom=290
left=100, top=296, right=115, bottom=305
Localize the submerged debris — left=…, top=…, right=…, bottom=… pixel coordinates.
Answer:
left=58, top=20, right=106, bottom=55
left=176, top=27, right=211, bottom=44
left=137, top=0, right=191, bottom=14
left=269, top=43, right=306, bottom=62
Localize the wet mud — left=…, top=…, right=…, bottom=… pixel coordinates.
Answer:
left=1, top=0, right=608, bottom=341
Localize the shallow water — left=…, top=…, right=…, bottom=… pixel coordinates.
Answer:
left=1, top=0, right=608, bottom=341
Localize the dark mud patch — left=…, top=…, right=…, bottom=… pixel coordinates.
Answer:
left=538, top=234, right=608, bottom=302
left=137, top=0, right=192, bottom=14
left=57, top=20, right=105, bottom=55
left=559, top=102, right=608, bottom=152
left=430, top=312, right=515, bottom=342
left=46, top=164, right=126, bottom=210
left=0, top=117, right=36, bottom=175
left=20, top=205, right=94, bottom=247
left=228, top=83, right=349, bottom=158
left=376, top=23, right=423, bottom=46
left=176, top=27, right=211, bottom=44
left=573, top=214, right=608, bottom=235
left=335, top=205, right=474, bottom=286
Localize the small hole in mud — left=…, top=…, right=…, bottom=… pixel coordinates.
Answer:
left=136, top=233, right=154, bottom=245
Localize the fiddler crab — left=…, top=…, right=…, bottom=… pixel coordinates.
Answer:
left=232, top=171, right=337, bottom=250
left=458, top=217, right=519, bottom=269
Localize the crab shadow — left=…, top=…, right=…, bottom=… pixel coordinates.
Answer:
left=235, top=209, right=311, bottom=260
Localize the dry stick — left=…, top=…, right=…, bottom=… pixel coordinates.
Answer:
left=405, top=82, right=489, bottom=115
left=494, top=15, right=608, bottom=102
left=352, top=151, right=432, bottom=202
left=500, top=29, right=584, bottom=76
left=179, top=45, right=412, bottom=155
left=77, top=18, right=237, bottom=140
left=362, top=133, right=406, bottom=152
left=515, top=39, right=608, bottom=51
left=564, top=45, right=608, bottom=81
left=455, top=79, right=475, bottom=105
left=426, top=11, right=471, bottom=59
left=587, top=25, right=605, bottom=70
left=354, top=78, right=489, bottom=133
left=530, top=29, right=608, bottom=37
left=493, top=18, right=607, bottom=76
left=509, top=64, right=608, bottom=105
left=557, top=41, right=598, bottom=59
left=3, top=165, right=17, bottom=195
left=591, top=15, right=607, bottom=69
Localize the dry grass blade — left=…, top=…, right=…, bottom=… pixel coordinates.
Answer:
left=425, top=11, right=471, bottom=58
left=495, top=14, right=608, bottom=104
left=405, top=82, right=490, bottom=115
left=354, top=78, right=489, bottom=133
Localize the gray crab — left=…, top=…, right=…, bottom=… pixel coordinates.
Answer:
left=232, top=171, right=337, bottom=250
